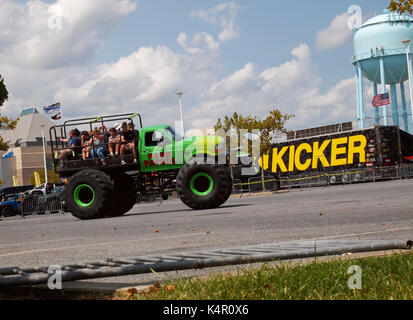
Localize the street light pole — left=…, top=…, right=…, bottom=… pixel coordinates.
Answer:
left=176, top=92, right=185, bottom=138
left=402, top=39, right=413, bottom=120
left=40, top=125, right=48, bottom=185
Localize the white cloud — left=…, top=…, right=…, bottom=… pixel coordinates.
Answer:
left=177, top=32, right=219, bottom=54
left=177, top=2, right=242, bottom=54
left=0, top=0, right=137, bottom=68
left=187, top=44, right=356, bottom=130
left=1, top=1, right=357, bottom=134
left=2, top=44, right=220, bottom=128
left=190, top=2, right=243, bottom=43
left=316, top=12, right=353, bottom=51
left=209, top=62, right=257, bottom=98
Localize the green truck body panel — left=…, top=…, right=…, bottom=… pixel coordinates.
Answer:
left=138, top=125, right=224, bottom=173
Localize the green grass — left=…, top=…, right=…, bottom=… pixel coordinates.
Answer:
left=125, top=252, right=413, bottom=300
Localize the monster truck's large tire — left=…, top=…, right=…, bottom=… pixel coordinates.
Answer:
left=176, top=163, right=232, bottom=210
left=108, top=171, right=136, bottom=217
left=64, top=169, right=115, bottom=220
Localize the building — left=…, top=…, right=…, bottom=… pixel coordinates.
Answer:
left=0, top=108, right=56, bottom=186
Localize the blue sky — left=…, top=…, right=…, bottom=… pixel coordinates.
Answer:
left=95, top=1, right=388, bottom=83
left=92, top=0, right=388, bottom=84
left=1, top=0, right=397, bottom=131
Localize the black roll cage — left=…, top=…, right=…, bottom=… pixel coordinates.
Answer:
left=49, top=113, right=143, bottom=169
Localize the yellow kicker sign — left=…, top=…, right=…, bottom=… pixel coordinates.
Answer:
left=12, top=176, right=18, bottom=187
left=260, top=135, right=367, bottom=173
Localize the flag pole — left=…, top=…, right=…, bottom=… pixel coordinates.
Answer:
left=40, top=124, right=48, bottom=185
left=58, top=102, right=64, bottom=124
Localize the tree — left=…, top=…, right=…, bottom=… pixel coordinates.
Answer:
left=215, top=108, right=294, bottom=190
left=389, top=0, right=412, bottom=14
left=0, top=74, right=18, bottom=151
left=27, top=169, right=61, bottom=186
left=0, top=75, right=8, bottom=107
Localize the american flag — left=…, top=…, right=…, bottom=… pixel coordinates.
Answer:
left=372, top=93, right=390, bottom=107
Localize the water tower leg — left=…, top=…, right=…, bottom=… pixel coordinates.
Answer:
left=400, top=81, right=409, bottom=132
left=379, top=57, right=389, bottom=126
left=373, top=83, right=380, bottom=125
left=357, top=63, right=365, bottom=129
left=390, top=84, right=399, bottom=127
left=356, top=65, right=362, bottom=129
left=409, top=52, right=413, bottom=131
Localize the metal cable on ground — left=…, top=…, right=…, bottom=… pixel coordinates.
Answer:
left=0, top=239, right=410, bottom=287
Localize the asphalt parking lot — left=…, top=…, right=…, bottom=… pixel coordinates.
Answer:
left=0, top=179, right=412, bottom=270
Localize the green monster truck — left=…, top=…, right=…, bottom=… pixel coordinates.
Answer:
left=50, top=113, right=232, bottom=220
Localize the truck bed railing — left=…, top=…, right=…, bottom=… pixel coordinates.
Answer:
left=48, top=113, right=142, bottom=173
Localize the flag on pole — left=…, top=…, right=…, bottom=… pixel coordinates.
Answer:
left=372, top=93, right=390, bottom=107
left=43, top=102, right=62, bottom=120
left=43, top=102, right=60, bottom=114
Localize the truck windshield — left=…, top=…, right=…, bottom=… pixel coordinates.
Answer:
left=166, top=126, right=183, bottom=141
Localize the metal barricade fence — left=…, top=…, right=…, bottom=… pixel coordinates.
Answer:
left=21, top=194, right=63, bottom=215
left=231, top=164, right=413, bottom=191
left=397, top=164, right=413, bottom=179
left=248, top=177, right=263, bottom=193
left=247, top=176, right=277, bottom=193
left=374, top=166, right=398, bottom=180
left=232, top=179, right=243, bottom=194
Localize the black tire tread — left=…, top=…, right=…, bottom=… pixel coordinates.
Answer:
left=108, top=171, right=136, bottom=217
left=176, top=163, right=232, bottom=210
left=64, top=169, right=115, bottom=220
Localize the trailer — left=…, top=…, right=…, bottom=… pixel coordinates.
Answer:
left=260, top=126, right=413, bottom=187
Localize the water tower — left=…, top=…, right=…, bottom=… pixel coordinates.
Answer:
left=352, top=10, right=413, bottom=132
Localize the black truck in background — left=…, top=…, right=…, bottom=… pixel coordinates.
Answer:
left=233, top=126, right=413, bottom=188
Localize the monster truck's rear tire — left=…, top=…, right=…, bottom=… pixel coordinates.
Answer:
left=108, top=171, right=136, bottom=217
left=64, top=169, right=115, bottom=220
left=176, top=163, right=232, bottom=210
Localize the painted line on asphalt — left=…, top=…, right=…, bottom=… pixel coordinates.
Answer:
left=0, top=238, right=87, bottom=249
left=0, top=233, right=208, bottom=258
left=310, top=226, right=413, bottom=241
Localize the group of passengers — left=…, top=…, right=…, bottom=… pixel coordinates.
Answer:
left=58, top=122, right=138, bottom=166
